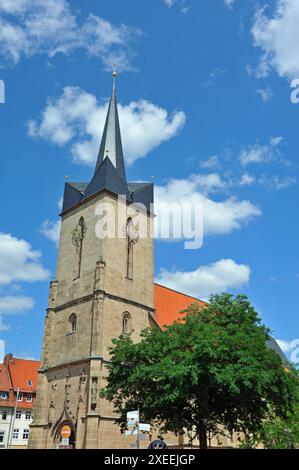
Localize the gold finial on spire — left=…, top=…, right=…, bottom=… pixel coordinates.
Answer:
left=112, top=64, right=117, bottom=80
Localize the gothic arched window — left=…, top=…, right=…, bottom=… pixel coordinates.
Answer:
left=126, top=218, right=134, bottom=280
left=122, top=312, right=131, bottom=335
left=72, top=217, right=86, bottom=280
left=69, top=313, right=77, bottom=333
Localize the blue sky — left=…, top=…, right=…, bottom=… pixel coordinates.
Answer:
left=0, top=0, right=298, bottom=363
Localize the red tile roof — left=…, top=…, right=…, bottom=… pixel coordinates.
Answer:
left=0, top=355, right=40, bottom=409
left=0, top=363, right=11, bottom=391
left=0, top=363, right=15, bottom=407
left=154, top=283, right=207, bottom=328
left=5, top=356, right=39, bottom=392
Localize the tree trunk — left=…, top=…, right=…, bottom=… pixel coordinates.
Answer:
left=198, top=420, right=208, bottom=449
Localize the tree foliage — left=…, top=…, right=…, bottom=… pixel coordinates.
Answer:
left=242, top=397, right=299, bottom=449
left=101, top=293, right=298, bottom=448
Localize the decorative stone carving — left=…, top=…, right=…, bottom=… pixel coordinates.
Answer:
left=94, top=292, right=105, bottom=302
left=49, top=280, right=59, bottom=306
left=48, top=400, right=55, bottom=425
left=48, top=381, right=57, bottom=425
left=90, top=377, right=98, bottom=411
left=123, top=218, right=139, bottom=245
left=79, top=370, right=87, bottom=386
left=72, top=220, right=87, bottom=252
left=94, top=260, right=106, bottom=291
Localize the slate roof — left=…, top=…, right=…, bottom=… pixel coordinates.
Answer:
left=61, top=83, right=154, bottom=214
left=266, top=338, right=289, bottom=365
left=94, top=84, right=126, bottom=180
left=62, top=179, right=154, bottom=213
left=82, top=157, right=129, bottom=202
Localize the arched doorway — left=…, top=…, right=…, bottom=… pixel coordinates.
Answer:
left=56, top=422, right=76, bottom=449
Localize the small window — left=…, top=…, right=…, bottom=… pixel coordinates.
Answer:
left=26, top=394, right=32, bottom=403
left=27, top=380, right=33, bottom=387
left=0, top=431, right=5, bottom=443
left=12, top=429, right=19, bottom=440
left=2, top=411, right=7, bottom=420
left=25, top=410, right=32, bottom=420
left=17, top=393, right=23, bottom=402
left=122, top=313, right=131, bottom=335
left=0, top=392, right=7, bottom=400
left=16, top=410, right=22, bottom=419
left=22, top=429, right=29, bottom=440
left=69, top=313, right=77, bottom=333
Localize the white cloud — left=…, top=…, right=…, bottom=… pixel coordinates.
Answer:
left=224, top=0, right=235, bottom=9
left=164, top=0, right=176, bottom=6
left=276, top=339, right=298, bottom=353
left=28, top=86, right=186, bottom=166
left=239, top=137, right=283, bottom=166
left=0, top=296, right=34, bottom=314
left=239, top=145, right=271, bottom=166
left=163, top=0, right=191, bottom=14
left=41, top=219, right=61, bottom=244
left=155, top=175, right=261, bottom=236
left=200, top=155, right=220, bottom=170
left=240, top=171, right=296, bottom=190
left=156, top=259, right=251, bottom=299
left=0, top=339, right=4, bottom=362
left=0, top=317, right=10, bottom=331
left=181, top=173, right=226, bottom=195
left=252, top=0, right=299, bottom=79
left=240, top=173, right=256, bottom=186
left=258, top=174, right=297, bottom=190
left=0, top=233, right=48, bottom=332
left=257, top=86, right=273, bottom=102
left=270, top=136, right=283, bottom=146
left=0, top=0, right=140, bottom=69
left=0, top=233, right=50, bottom=285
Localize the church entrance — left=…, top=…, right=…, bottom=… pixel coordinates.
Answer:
left=57, top=423, right=76, bottom=449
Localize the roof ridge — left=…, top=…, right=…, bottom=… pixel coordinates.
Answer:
left=154, top=282, right=207, bottom=304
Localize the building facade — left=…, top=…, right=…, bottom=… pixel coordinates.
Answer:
left=28, top=75, right=156, bottom=449
left=0, top=354, right=39, bottom=449
left=28, top=74, right=288, bottom=450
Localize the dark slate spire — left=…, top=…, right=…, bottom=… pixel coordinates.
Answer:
left=61, top=69, right=154, bottom=214
left=94, top=67, right=126, bottom=180
left=81, top=67, right=128, bottom=201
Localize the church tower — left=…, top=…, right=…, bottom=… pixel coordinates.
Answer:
left=29, top=71, right=155, bottom=449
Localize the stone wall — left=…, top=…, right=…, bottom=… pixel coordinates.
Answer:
left=29, top=191, right=155, bottom=449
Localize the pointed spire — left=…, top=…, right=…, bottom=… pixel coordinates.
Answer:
left=94, top=66, right=126, bottom=181
left=61, top=69, right=154, bottom=213
left=112, top=64, right=117, bottom=89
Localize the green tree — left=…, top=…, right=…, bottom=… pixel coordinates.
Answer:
left=243, top=399, right=299, bottom=449
left=101, top=293, right=298, bottom=449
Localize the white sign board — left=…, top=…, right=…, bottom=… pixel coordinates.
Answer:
left=127, top=410, right=139, bottom=426
left=139, top=423, right=151, bottom=432
left=61, top=438, right=69, bottom=446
